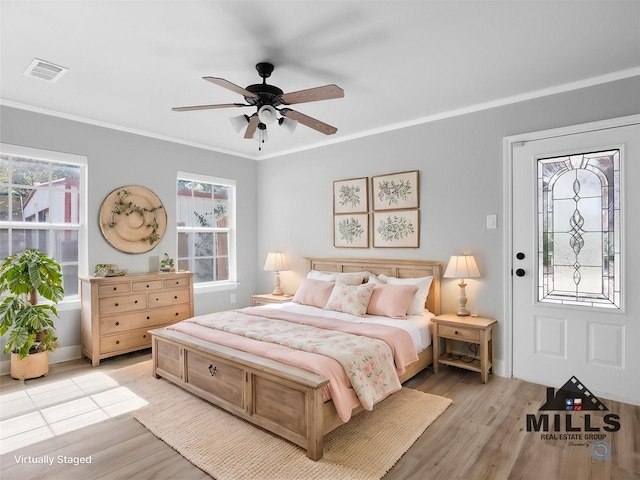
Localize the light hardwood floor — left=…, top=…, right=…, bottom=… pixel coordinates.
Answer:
left=1, top=352, right=638, bottom=480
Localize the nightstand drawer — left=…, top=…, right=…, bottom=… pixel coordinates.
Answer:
left=438, top=324, right=480, bottom=342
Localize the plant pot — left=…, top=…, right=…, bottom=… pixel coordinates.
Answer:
left=10, top=350, right=49, bottom=381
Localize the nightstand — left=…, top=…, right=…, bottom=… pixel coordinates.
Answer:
left=432, top=314, right=497, bottom=383
left=252, top=293, right=294, bottom=306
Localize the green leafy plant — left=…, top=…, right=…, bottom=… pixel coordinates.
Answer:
left=0, top=249, right=63, bottom=359
left=160, top=253, right=174, bottom=272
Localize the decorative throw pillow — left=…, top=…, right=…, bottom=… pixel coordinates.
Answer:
left=377, top=274, right=434, bottom=315
left=367, top=284, right=419, bottom=318
left=292, top=279, right=335, bottom=308
left=324, top=282, right=376, bottom=317
left=307, top=270, right=337, bottom=282
left=336, top=271, right=370, bottom=285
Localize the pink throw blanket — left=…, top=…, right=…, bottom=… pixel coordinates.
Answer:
left=166, top=306, right=418, bottom=422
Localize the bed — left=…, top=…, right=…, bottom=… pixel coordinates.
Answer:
left=149, top=257, right=441, bottom=460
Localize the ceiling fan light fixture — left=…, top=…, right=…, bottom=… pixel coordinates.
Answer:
left=279, top=116, right=298, bottom=134
left=256, top=123, right=268, bottom=150
left=258, top=105, right=277, bottom=125
left=230, top=114, right=250, bottom=133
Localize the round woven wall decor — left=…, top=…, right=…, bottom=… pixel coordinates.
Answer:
left=99, top=185, right=167, bottom=253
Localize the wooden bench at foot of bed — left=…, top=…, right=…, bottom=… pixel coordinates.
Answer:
left=150, top=327, right=433, bottom=461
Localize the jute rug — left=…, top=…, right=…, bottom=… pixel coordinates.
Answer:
left=111, top=360, right=451, bottom=480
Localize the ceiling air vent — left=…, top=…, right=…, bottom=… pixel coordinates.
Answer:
left=23, top=58, right=68, bottom=83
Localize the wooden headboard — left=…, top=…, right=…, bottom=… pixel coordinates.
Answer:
left=304, top=257, right=442, bottom=315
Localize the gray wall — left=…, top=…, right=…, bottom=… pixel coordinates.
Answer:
left=1, top=76, right=639, bottom=370
left=0, top=106, right=258, bottom=364
left=256, top=76, right=640, bottom=373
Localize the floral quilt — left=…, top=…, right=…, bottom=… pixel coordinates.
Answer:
left=190, top=309, right=402, bottom=410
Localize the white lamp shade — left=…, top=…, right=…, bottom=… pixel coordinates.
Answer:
left=230, top=114, right=249, bottom=133
left=444, top=254, right=481, bottom=279
left=258, top=105, right=278, bottom=124
left=263, top=252, right=288, bottom=272
left=280, top=117, right=298, bottom=133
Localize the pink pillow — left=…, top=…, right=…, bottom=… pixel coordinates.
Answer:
left=367, top=284, right=419, bottom=318
left=292, top=279, right=335, bottom=308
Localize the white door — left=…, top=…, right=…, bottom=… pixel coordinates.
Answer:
left=511, top=118, right=640, bottom=405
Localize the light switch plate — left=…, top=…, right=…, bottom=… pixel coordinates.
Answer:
left=487, top=214, right=497, bottom=229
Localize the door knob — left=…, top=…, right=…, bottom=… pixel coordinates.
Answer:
left=516, top=252, right=525, bottom=260
left=516, top=268, right=526, bottom=277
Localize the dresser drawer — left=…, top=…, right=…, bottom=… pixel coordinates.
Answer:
left=132, top=280, right=163, bottom=292
left=98, top=282, right=131, bottom=295
left=438, top=324, right=480, bottom=342
left=99, top=328, right=152, bottom=353
left=99, top=293, right=147, bottom=314
left=148, top=289, right=190, bottom=308
left=100, top=304, right=192, bottom=334
left=186, top=350, right=244, bottom=408
left=163, top=277, right=191, bottom=289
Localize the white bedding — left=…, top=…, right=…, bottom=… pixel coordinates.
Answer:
left=261, top=301, right=433, bottom=351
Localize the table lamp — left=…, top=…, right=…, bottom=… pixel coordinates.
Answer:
left=443, top=254, right=481, bottom=316
left=263, top=252, right=289, bottom=295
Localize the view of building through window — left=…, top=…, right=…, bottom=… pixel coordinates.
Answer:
left=1, top=148, right=85, bottom=297
left=176, top=172, right=235, bottom=285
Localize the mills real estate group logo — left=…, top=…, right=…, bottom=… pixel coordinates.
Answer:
left=525, top=376, right=621, bottom=461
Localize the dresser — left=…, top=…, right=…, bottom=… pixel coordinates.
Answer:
left=80, top=271, right=194, bottom=366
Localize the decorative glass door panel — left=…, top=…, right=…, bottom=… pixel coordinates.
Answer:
left=537, top=149, right=620, bottom=308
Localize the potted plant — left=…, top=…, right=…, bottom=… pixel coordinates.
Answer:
left=160, top=253, right=175, bottom=273
left=0, top=249, right=64, bottom=380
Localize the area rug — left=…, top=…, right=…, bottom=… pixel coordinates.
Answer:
left=111, top=360, right=451, bottom=480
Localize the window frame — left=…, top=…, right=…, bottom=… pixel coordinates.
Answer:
left=176, top=170, right=237, bottom=292
left=0, top=143, right=88, bottom=306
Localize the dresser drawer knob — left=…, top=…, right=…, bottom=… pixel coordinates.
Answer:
left=175, top=312, right=179, bottom=316
left=146, top=284, right=150, bottom=288
left=113, top=287, right=117, bottom=291
left=455, top=330, right=459, bottom=335
left=208, top=364, right=217, bottom=377
left=174, top=295, right=178, bottom=299
left=135, top=300, right=138, bottom=304
left=143, top=334, right=146, bottom=338
left=115, top=321, right=119, bottom=326
left=147, top=316, right=150, bottom=320
left=115, top=303, right=119, bottom=307
left=115, top=340, right=120, bottom=345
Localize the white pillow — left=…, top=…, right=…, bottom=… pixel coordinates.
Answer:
left=307, top=270, right=337, bottom=282
left=336, top=271, right=370, bottom=285
left=377, top=274, right=433, bottom=315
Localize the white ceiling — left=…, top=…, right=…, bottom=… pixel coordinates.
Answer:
left=2, top=1, right=639, bottom=160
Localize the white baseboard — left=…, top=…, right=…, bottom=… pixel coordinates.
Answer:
left=0, top=345, right=82, bottom=376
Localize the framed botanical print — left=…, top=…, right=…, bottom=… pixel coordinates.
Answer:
left=373, top=210, right=419, bottom=248
left=372, top=170, right=419, bottom=211
left=334, top=213, right=369, bottom=248
left=334, top=177, right=368, bottom=214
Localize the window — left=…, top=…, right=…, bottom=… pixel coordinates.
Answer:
left=1, top=144, right=87, bottom=299
left=537, top=149, right=620, bottom=308
left=176, top=171, right=236, bottom=286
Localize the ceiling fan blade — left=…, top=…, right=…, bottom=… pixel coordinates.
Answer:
left=281, top=109, right=338, bottom=135
left=172, top=103, right=249, bottom=112
left=280, top=84, right=344, bottom=105
left=203, top=77, right=259, bottom=98
left=244, top=115, right=260, bottom=139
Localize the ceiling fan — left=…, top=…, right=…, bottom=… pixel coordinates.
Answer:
left=172, top=62, right=344, bottom=149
